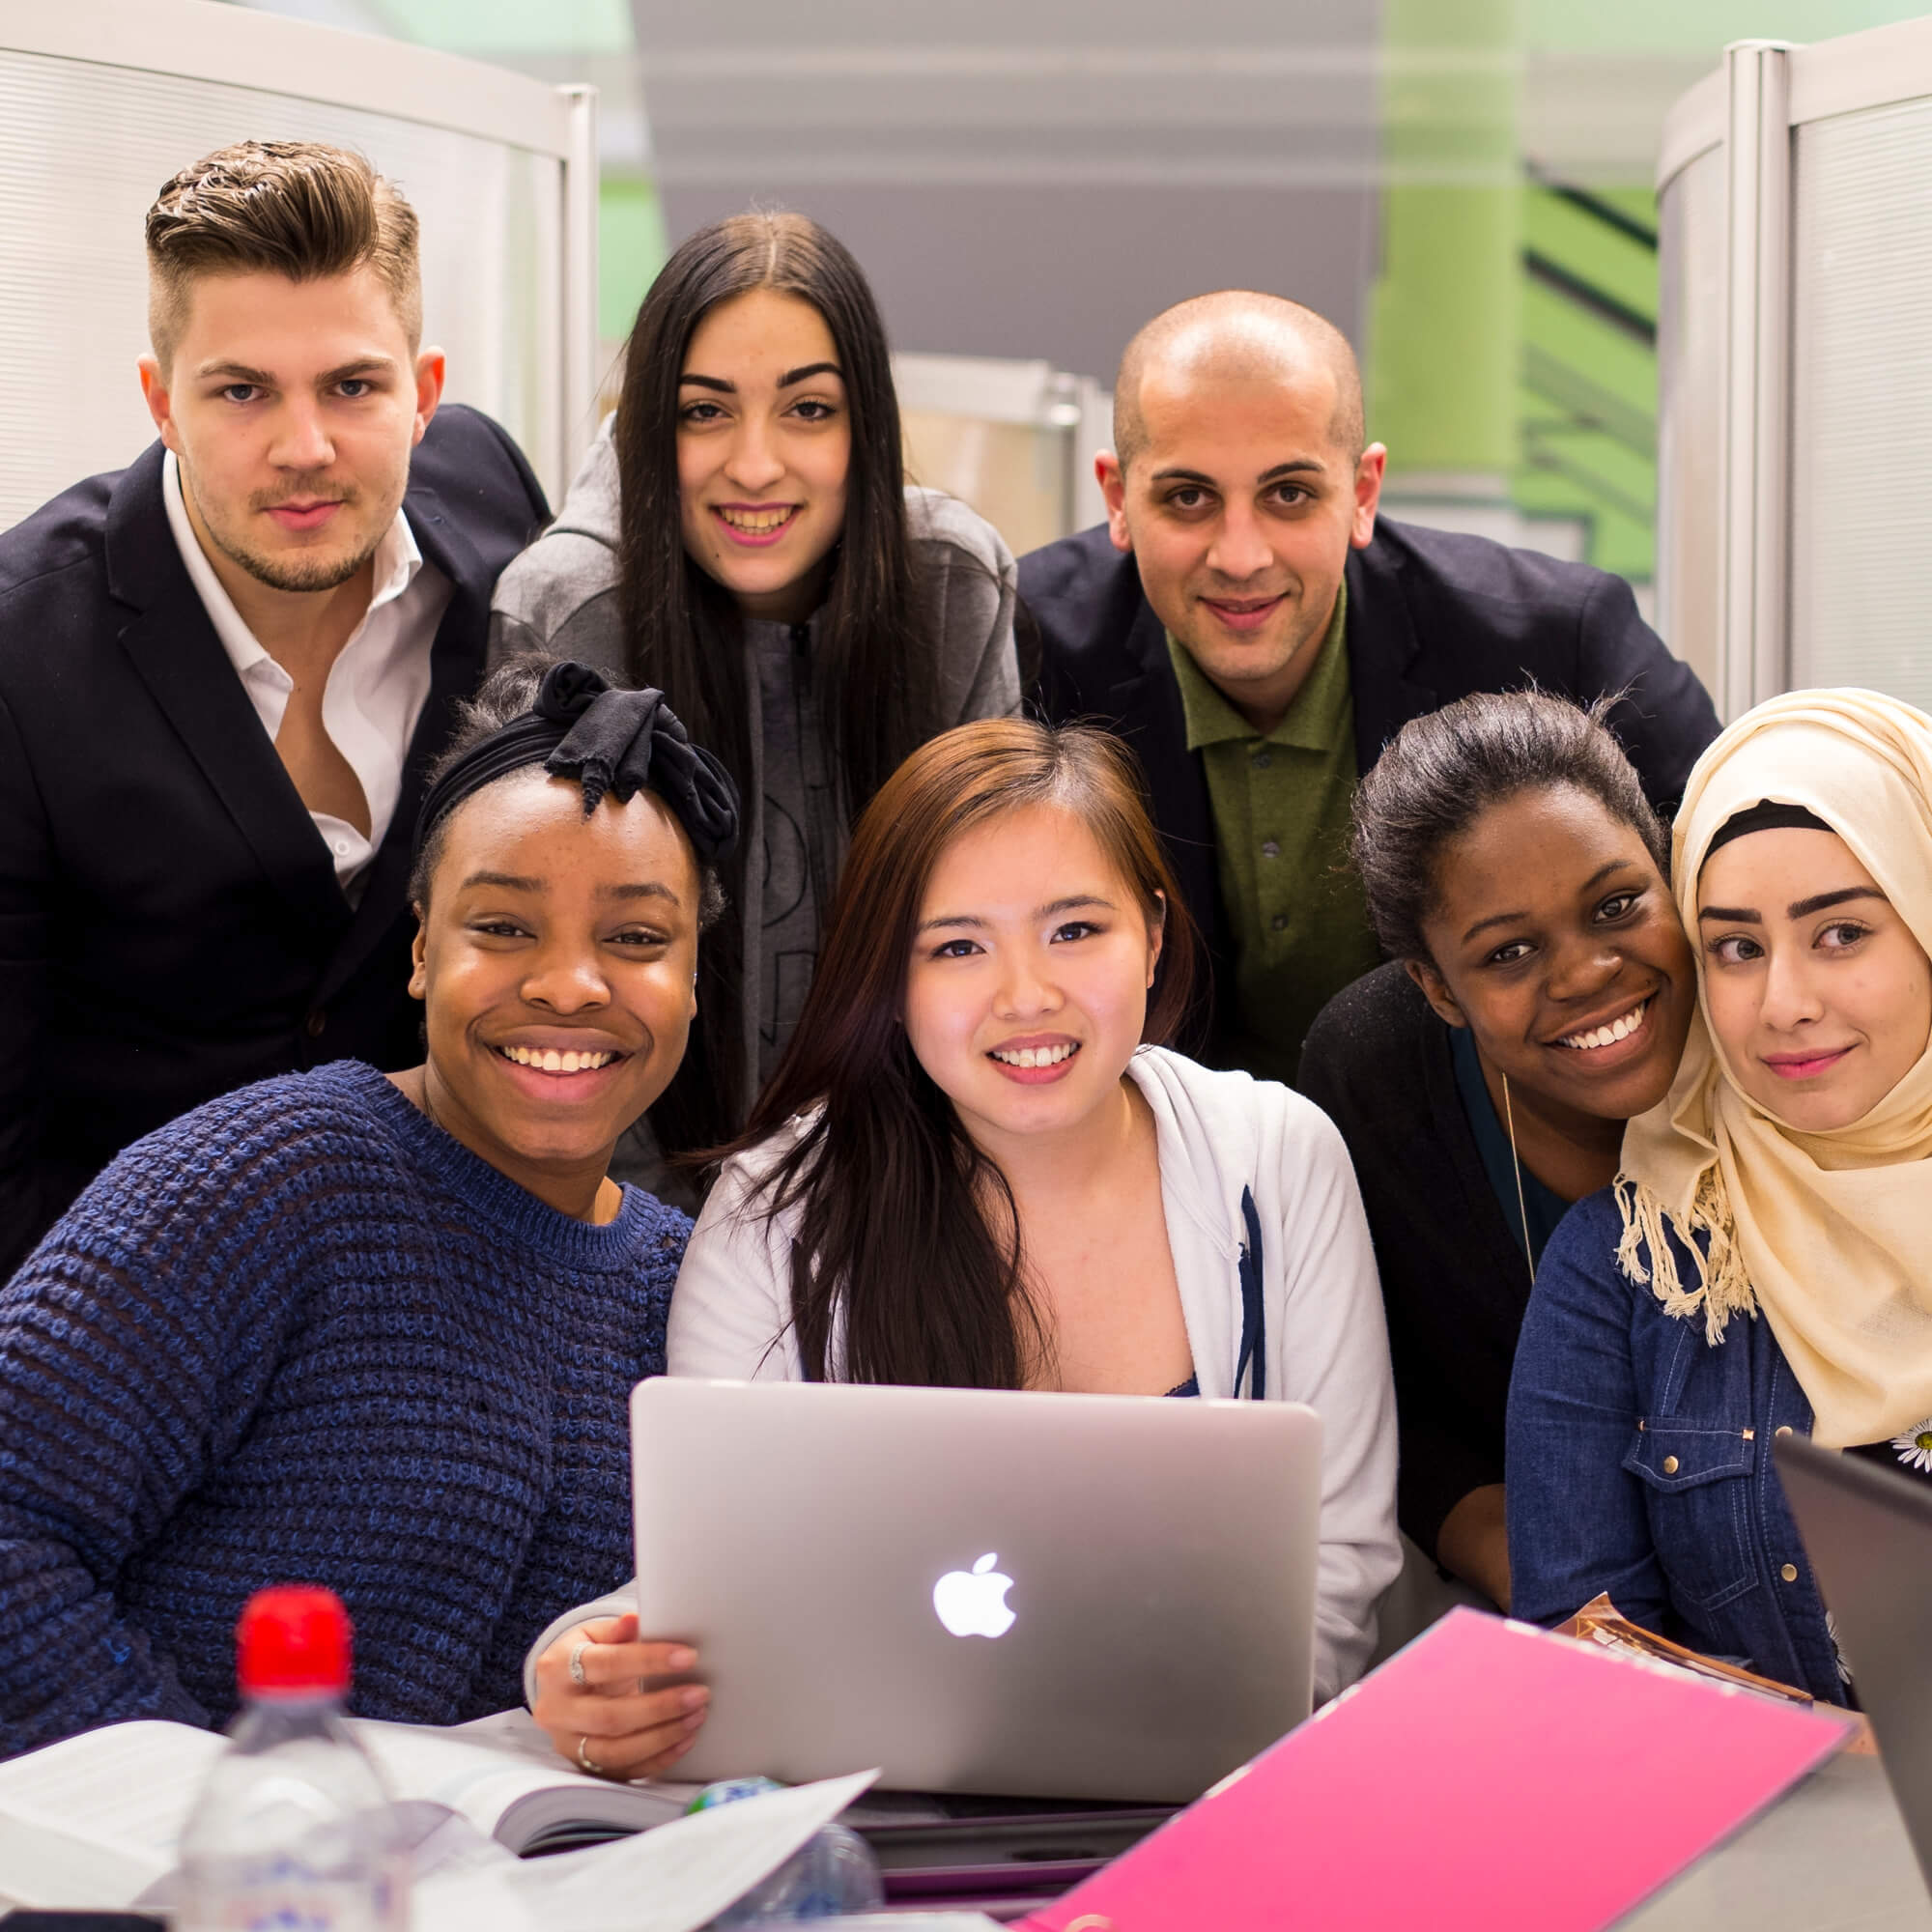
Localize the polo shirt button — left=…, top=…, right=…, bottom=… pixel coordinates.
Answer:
left=1780, top=1563, right=1799, bottom=1583
left=304, top=1009, right=327, bottom=1038
left=1270, top=913, right=1289, bottom=931
left=1775, top=1425, right=1794, bottom=1438
left=1261, top=839, right=1280, bottom=860
left=1662, top=1456, right=1679, bottom=1474
left=1252, top=750, right=1272, bottom=770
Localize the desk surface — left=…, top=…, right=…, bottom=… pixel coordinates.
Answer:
left=1, top=1739, right=1924, bottom=1928
left=1624, top=1751, right=1932, bottom=1930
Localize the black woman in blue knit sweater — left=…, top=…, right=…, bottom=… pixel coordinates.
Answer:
left=0, top=659, right=736, bottom=1760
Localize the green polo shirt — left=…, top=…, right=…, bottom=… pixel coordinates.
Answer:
left=1167, top=588, right=1381, bottom=1084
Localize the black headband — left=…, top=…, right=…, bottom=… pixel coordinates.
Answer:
left=1702, top=798, right=1833, bottom=867
left=415, top=662, right=740, bottom=865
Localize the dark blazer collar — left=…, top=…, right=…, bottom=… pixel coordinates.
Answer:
left=104, top=442, right=351, bottom=946
left=102, top=440, right=188, bottom=613
left=311, top=465, right=495, bottom=1009
left=1345, top=522, right=1439, bottom=776
left=403, top=468, right=488, bottom=599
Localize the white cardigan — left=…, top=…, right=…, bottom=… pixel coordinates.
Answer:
left=526, top=1047, right=1401, bottom=1707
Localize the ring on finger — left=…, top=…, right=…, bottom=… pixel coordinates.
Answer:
left=577, top=1733, right=603, bottom=1776
left=568, top=1638, right=591, bottom=1690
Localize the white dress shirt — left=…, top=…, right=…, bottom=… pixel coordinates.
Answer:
left=162, top=451, right=453, bottom=891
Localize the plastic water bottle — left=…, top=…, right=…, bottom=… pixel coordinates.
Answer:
left=693, top=1777, right=885, bottom=1924
left=176, top=1584, right=408, bottom=1931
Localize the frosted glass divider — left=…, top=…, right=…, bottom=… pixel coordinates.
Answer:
left=11, top=0, right=573, bottom=156
left=1718, top=41, right=1794, bottom=723
left=0, top=0, right=596, bottom=499
left=560, top=84, right=600, bottom=486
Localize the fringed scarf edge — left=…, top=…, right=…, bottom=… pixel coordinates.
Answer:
left=1612, top=1165, right=1759, bottom=1344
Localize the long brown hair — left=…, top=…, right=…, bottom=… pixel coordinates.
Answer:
left=726, top=719, right=1199, bottom=1388
left=614, top=211, right=933, bottom=1157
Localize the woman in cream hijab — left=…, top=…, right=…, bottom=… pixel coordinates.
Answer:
left=1507, top=688, right=1932, bottom=1704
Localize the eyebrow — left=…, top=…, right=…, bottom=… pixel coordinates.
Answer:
left=195, top=356, right=396, bottom=385
left=1147, top=459, right=1325, bottom=487
left=457, top=871, right=682, bottom=906
left=1461, top=908, right=1529, bottom=945
left=1698, top=885, right=1889, bottom=923
left=679, top=361, right=844, bottom=395
left=318, top=355, right=397, bottom=384
left=916, top=895, right=1116, bottom=934
left=1457, top=860, right=1641, bottom=947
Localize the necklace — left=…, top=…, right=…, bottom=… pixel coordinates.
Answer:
left=1499, top=1070, right=1537, bottom=1292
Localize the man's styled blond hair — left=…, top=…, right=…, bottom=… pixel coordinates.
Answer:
left=145, top=140, right=421, bottom=372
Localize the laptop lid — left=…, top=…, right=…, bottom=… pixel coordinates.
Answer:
left=630, top=1377, right=1322, bottom=1804
left=1774, top=1431, right=1932, bottom=1894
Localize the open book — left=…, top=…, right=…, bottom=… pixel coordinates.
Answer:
left=0, top=1712, right=691, bottom=1911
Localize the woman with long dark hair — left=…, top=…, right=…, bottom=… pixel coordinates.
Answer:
left=523, top=719, right=1399, bottom=1770
left=492, top=213, right=1019, bottom=1194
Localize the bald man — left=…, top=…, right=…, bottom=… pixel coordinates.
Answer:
left=1020, top=291, right=1719, bottom=1082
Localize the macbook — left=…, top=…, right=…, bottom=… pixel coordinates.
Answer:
left=630, top=1377, right=1322, bottom=1803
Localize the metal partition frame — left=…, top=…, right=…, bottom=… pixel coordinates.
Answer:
left=1658, top=17, right=1932, bottom=719
left=0, top=0, right=597, bottom=508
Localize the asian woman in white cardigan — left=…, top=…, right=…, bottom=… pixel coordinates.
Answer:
left=526, top=719, right=1399, bottom=1776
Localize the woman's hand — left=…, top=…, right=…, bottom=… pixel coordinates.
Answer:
left=531, top=1612, right=710, bottom=1779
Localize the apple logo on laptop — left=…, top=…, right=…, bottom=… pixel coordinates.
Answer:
left=932, top=1552, right=1016, bottom=1638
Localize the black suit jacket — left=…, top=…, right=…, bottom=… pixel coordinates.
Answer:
left=1022, top=517, right=1721, bottom=1057
left=0, top=406, right=549, bottom=1272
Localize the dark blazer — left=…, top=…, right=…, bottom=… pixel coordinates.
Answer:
left=0, top=406, right=549, bottom=1274
left=1021, top=518, right=1721, bottom=1053
left=1297, top=962, right=1532, bottom=1561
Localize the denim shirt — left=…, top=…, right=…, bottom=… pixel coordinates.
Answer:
left=1505, top=1188, right=1843, bottom=1705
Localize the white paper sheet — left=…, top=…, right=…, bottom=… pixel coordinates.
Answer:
left=0, top=1719, right=223, bottom=1906
left=0, top=1713, right=877, bottom=1932
left=494, top=1767, right=881, bottom=1932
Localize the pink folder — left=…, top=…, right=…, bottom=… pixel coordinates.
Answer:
left=1019, top=1606, right=1852, bottom=1932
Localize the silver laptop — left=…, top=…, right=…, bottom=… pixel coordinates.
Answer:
left=630, top=1377, right=1322, bottom=1803
left=1775, top=1431, right=1932, bottom=1894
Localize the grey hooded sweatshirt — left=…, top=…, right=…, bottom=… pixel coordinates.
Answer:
left=489, top=421, right=1020, bottom=1205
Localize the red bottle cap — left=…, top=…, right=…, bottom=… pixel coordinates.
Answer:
left=236, top=1585, right=353, bottom=1697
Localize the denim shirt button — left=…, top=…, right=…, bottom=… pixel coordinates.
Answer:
left=1662, top=1455, right=1680, bottom=1474
left=1776, top=1425, right=1794, bottom=1438
left=1780, top=1563, right=1799, bottom=1582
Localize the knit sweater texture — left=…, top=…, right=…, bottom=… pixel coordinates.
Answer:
left=0, top=1060, right=684, bottom=1759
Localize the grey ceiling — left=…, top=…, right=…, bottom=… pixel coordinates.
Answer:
left=627, top=0, right=1385, bottom=384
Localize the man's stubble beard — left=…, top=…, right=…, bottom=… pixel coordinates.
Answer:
left=189, top=461, right=394, bottom=596
left=222, top=533, right=375, bottom=595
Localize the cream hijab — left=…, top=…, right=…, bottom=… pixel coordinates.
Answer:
left=1616, top=687, right=1932, bottom=1448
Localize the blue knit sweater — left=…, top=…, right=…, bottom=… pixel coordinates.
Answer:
left=0, top=1061, right=684, bottom=1758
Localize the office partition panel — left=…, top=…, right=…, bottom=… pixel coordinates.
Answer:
left=0, top=0, right=595, bottom=530
left=1658, top=19, right=1932, bottom=717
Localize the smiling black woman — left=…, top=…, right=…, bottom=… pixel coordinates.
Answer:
left=1299, top=691, right=1696, bottom=1612
left=0, top=658, right=736, bottom=1762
